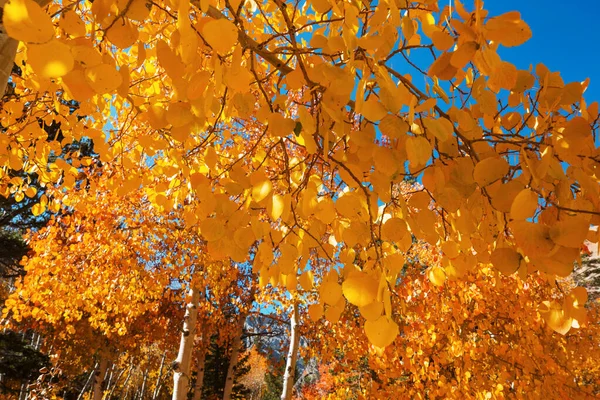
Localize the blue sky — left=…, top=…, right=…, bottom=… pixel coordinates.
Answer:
left=481, top=0, right=600, bottom=102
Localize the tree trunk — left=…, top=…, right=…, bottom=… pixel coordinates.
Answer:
left=139, top=368, right=148, bottom=400
left=172, top=287, right=200, bottom=400
left=222, top=314, right=246, bottom=400
left=93, top=358, right=108, bottom=400
left=281, top=302, right=300, bottom=400
left=104, top=366, right=126, bottom=399
left=77, top=364, right=98, bottom=400
left=152, top=352, right=167, bottom=400
left=191, top=346, right=207, bottom=400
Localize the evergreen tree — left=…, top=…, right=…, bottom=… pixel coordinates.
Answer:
left=192, top=334, right=251, bottom=400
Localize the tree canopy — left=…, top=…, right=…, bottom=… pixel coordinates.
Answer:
left=1, top=0, right=600, bottom=398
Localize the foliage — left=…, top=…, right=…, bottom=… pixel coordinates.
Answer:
left=1, top=0, right=600, bottom=398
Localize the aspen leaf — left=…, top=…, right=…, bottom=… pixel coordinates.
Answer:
left=308, top=303, right=323, bottom=322
left=510, top=188, right=538, bottom=220
left=473, top=157, right=509, bottom=187
left=3, top=0, right=54, bottom=43
left=379, top=115, right=409, bottom=139
left=60, top=10, right=87, bottom=37
left=406, top=136, right=432, bottom=166
left=485, top=12, right=532, bottom=47
left=325, top=302, right=345, bottom=324
left=381, top=217, right=408, bottom=243
left=359, top=301, right=383, bottom=321
left=270, top=194, right=284, bottom=221
left=200, top=218, right=225, bottom=241
left=510, top=221, right=555, bottom=257
left=490, top=247, right=522, bottom=275
left=428, top=267, right=446, bottom=286
left=252, top=178, right=273, bottom=203
left=85, top=64, right=123, bottom=94
left=31, top=202, right=46, bottom=216
left=361, top=97, right=387, bottom=122
left=203, top=18, right=238, bottom=55
left=539, top=301, right=572, bottom=335
left=106, top=18, right=139, bottom=49
left=27, top=40, right=75, bottom=78
left=422, top=117, right=453, bottom=142
left=450, top=42, right=478, bottom=69
left=428, top=52, right=457, bottom=80
left=549, top=216, right=589, bottom=248
left=299, top=271, right=314, bottom=291
left=268, top=113, right=295, bottom=138
left=320, top=279, right=343, bottom=305
left=342, top=271, right=378, bottom=307
left=431, top=30, right=454, bottom=51
left=365, top=316, right=398, bottom=348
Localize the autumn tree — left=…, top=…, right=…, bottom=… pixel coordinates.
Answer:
left=1, top=0, right=600, bottom=398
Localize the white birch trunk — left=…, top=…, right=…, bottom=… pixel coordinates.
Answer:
left=93, top=358, right=108, bottom=400
left=172, top=287, right=200, bottom=400
left=139, top=369, right=148, bottom=400
left=191, top=346, right=207, bottom=400
left=152, top=352, right=167, bottom=400
left=77, top=364, right=98, bottom=400
left=222, top=315, right=246, bottom=400
left=281, top=302, right=300, bottom=400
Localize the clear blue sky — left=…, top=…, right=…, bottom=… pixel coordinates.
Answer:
left=481, top=0, right=600, bottom=102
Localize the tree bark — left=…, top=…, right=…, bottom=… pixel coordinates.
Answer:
left=172, top=287, right=200, bottom=400
left=152, top=352, right=167, bottom=400
left=139, top=368, right=148, bottom=400
left=77, top=363, right=98, bottom=400
left=93, top=358, right=108, bottom=400
left=191, top=345, right=207, bottom=400
left=104, top=366, right=126, bottom=400
left=222, top=314, right=246, bottom=400
left=281, top=302, right=300, bottom=400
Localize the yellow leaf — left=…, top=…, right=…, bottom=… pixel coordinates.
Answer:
left=85, top=63, right=123, bottom=94
left=406, top=136, right=431, bottom=167
left=428, top=266, right=446, bottom=286
left=320, top=279, right=342, bottom=305
left=105, top=18, right=139, bottom=49
left=450, top=41, right=478, bottom=69
left=342, top=271, right=378, bottom=307
left=252, top=178, right=273, bottom=203
left=361, top=97, right=387, bottom=122
left=490, top=247, right=522, bottom=275
left=268, top=113, right=295, bottom=138
left=27, top=40, right=75, bottom=78
left=59, top=10, right=87, bottom=38
left=431, top=30, right=454, bottom=51
left=539, top=301, right=571, bottom=335
left=308, top=303, right=323, bottom=322
left=359, top=301, right=383, bottom=321
left=202, top=18, right=238, bottom=55
left=299, top=271, right=314, bottom=291
left=31, top=202, right=46, bottom=216
left=364, top=316, right=398, bottom=348
left=485, top=12, right=532, bottom=47
left=510, top=188, right=538, bottom=220
left=3, top=0, right=54, bottom=43
left=473, top=157, right=509, bottom=187
left=510, top=221, right=555, bottom=257
left=549, top=215, right=589, bottom=248
left=381, top=217, right=408, bottom=243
